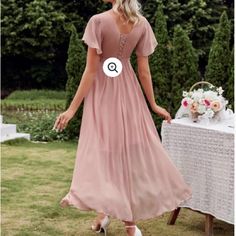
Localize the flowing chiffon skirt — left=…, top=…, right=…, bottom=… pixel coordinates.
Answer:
left=60, top=59, right=192, bottom=222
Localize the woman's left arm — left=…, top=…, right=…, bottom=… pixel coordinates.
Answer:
left=53, top=47, right=100, bottom=131
left=137, top=55, right=172, bottom=123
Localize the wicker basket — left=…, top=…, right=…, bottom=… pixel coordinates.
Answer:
left=189, top=81, right=214, bottom=92
left=188, top=81, right=215, bottom=121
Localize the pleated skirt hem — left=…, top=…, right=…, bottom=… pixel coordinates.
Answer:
left=59, top=190, right=192, bottom=222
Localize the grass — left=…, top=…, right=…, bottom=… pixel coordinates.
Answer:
left=1, top=139, right=234, bottom=236
left=6, top=89, right=66, bottom=100
left=1, top=99, right=65, bottom=111
left=1, top=89, right=66, bottom=111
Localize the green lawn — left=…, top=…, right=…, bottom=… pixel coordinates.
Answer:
left=1, top=89, right=66, bottom=111
left=1, top=139, right=234, bottom=236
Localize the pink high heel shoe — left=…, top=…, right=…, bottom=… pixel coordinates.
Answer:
left=125, top=225, right=142, bottom=236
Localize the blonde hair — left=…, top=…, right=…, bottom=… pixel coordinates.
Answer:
left=112, top=0, right=143, bottom=26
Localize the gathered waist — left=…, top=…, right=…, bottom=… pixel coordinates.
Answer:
left=100, top=56, right=131, bottom=63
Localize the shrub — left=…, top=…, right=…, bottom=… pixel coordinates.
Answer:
left=205, top=11, right=231, bottom=88
left=64, top=24, right=86, bottom=139
left=171, top=25, right=200, bottom=115
left=19, top=110, right=74, bottom=142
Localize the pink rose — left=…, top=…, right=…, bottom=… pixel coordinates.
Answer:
left=204, top=99, right=211, bottom=107
left=210, top=101, right=221, bottom=112
left=182, top=98, right=189, bottom=107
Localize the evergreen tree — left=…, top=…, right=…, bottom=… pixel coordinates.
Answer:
left=153, top=0, right=229, bottom=75
left=149, top=3, right=172, bottom=130
left=205, top=11, right=231, bottom=88
left=171, top=25, right=200, bottom=115
left=64, top=24, right=86, bottom=140
left=226, top=46, right=234, bottom=111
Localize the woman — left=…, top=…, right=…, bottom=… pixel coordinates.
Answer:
left=53, top=0, right=192, bottom=235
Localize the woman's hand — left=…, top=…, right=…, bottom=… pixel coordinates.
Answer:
left=151, top=104, right=172, bottom=124
left=52, top=109, right=75, bottom=132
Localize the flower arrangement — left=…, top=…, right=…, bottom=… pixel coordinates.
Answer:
left=178, top=81, right=229, bottom=122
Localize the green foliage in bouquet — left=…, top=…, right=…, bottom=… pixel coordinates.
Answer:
left=205, top=11, right=231, bottom=88
left=64, top=24, right=86, bottom=140
left=171, top=25, right=200, bottom=116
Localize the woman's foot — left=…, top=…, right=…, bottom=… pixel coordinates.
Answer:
left=59, top=198, right=69, bottom=208
left=91, top=212, right=109, bottom=231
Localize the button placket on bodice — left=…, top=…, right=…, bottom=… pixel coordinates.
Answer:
left=117, top=34, right=128, bottom=59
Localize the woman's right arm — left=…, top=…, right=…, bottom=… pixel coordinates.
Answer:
left=53, top=47, right=100, bottom=131
left=67, top=47, right=100, bottom=115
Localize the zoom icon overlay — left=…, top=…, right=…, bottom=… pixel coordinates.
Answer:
left=103, top=57, right=123, bottom=77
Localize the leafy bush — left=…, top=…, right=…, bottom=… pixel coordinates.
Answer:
left=205, top=11, right=231, bottom=88
left=18, top=110, right=76, bottom=142
left=226, top=47, right=234, bottom=111
left=64, top=24, right=86, bottom=140
left=171, top=25, right=200, bottom=115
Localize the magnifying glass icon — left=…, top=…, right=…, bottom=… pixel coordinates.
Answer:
left=107, top=62, right=118, bottom=73
left=103, top=57, right=122, bottom=77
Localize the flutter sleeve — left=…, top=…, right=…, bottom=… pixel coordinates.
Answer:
left=135, top=18, right=158, bottom=56
left=82, top=15, right=102, bottom=55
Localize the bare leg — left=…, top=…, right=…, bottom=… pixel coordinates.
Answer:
left=122, top=220, right=136, bottom=236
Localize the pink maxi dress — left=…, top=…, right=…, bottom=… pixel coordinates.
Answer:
left=60, top=9, right=192, bottom=222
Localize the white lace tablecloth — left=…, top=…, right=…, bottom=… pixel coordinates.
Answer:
left=161, top=117, right=234, bottom=224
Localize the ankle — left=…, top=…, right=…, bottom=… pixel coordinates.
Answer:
left=123, top=220, right=136, bottom=227
left=125, top=225, right=136, bottom=236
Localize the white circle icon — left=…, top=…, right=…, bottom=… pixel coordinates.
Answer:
left=102, top=57, right=123, bottom=77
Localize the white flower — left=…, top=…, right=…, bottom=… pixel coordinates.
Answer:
left=191, top=90, right=204, bottom=101
left=182, top=91, right=188, bottom=97
left=203, top=90, right=218, bottom=100
left=216, top=86, right=224, bottom=95
left=205, top=109, right=215, bottom=118
left=199, top=98, right=205, bottom=105
left=197, top=104, right=207, bottom=114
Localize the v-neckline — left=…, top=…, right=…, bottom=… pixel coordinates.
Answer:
left=108, top=9, right=136, bottom=36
